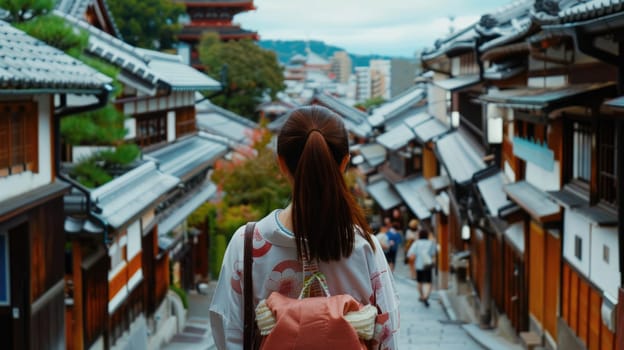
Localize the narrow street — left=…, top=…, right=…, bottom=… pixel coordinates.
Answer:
left=392, top=250, right=483, bottom=350
left=164, top=246, right=484, bottom=350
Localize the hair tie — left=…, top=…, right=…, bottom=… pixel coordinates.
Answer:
left=306, top=128, right=323, bottom=139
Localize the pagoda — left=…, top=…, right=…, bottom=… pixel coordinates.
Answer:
left=177, top=0, right=259, bottom=69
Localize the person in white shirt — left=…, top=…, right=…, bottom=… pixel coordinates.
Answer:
left=209, top=105, right=399, bottom=349
left=407, top=229, right=437, bottom=307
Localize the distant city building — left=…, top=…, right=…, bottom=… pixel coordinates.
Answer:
left=370, top=59, right=391, bottom=100
left=390, top=58, right=419, bottom=97
left=330, top=51, right=352, bottom=84
left=355, top=66, right=372, bottom=102
left=175, top=0, right=259, bottom=69
left=283, top=47, right=340, bottom=103
left=368, top=59, right=419, bottom=100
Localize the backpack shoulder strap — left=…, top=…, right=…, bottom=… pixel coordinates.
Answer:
left=243, top=222, right=256, bottom=349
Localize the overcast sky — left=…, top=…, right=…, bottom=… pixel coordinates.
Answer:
left=236, top=0, right=510, bottom=57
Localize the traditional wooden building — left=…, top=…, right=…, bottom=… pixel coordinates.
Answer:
left=175, top=0, right=259, bottom=69
left=0, top=20, right=111, bottom=350
left=54, top=9, right=231, bottom=349
left=424, top=1, right=624, bottom=349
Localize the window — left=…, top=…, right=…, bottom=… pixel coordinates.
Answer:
left=598, top=121, right=617, bottom=207
left=175, top=107, right=196, bottom=138
left=603, top=245, right=610, bottom=264
left=574, top=235, right=582, bottom=260
left=136, top=112, right=167, bottom=147
left=0, top=102, right=38, bottom=177
left=572, top=122, right=592, bottom=182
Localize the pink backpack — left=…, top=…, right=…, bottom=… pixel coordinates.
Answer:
left=243, top=223, right=386, bottom=350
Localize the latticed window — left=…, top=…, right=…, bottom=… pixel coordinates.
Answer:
left=136, top=112, right=167, bottom=147
left=572, top=122, right=592, bottom=182
left=598, top=120, right=617, bottom=207
left=0, top=102, right=38, bottom=177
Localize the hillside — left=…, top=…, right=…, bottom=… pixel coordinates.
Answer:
left=258, top=39, right=401, bottom=68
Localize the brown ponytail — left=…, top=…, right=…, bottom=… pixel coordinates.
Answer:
left=278, top=105, right=373, bottom=262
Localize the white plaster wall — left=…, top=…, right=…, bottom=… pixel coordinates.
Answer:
left=0, top=95, right=52, bottom=202
left=504, top=160, right=516, bottom=183
left=427, top=84, right=447, bottom=123
left=167, top=111, right=176, bottom=142
left=563, top=211, right=591, bottom=275
left=124, top=118, right=136, bottom=140
left=451, top=57, right=461, bottom=76
left=528, top=75, right=567, bottom=88
left=72, top=146, right=114, bottom=162
left=590, top=225, right=620, bottom=300
left=127, top=220, right=142, bottom=260
left=526, top=161, right=561, bottom=192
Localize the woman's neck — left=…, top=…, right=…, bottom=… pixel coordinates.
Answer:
left=278, top=203, right=294, bottom=232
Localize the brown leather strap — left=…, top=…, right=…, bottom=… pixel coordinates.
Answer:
left=243, top=222, right=256, bottom=350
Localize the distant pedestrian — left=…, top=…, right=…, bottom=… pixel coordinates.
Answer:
left=404, top=219, right=419, bottom=279
left=385, top=221, right=403, bottom=271
left=209, top=105, right=399, bottom=349
left=407, top=229, right=436, bottom=307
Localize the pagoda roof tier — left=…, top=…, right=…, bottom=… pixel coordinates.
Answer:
left=177, top=0, right=255, bottom=10
left=179, top=25, right=258, bottom=41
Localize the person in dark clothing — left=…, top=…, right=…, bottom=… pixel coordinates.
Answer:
left=384, top=221, right=403, bottom=271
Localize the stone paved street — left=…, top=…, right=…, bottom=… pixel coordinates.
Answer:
left=391, top=251, right=484, bottom=350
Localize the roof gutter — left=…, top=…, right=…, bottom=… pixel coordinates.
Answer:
left=55, top=83, right=114, bottom=118
left=54, top=86, right=113, bottom=245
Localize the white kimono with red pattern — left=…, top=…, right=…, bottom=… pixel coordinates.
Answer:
left=209, top=209, right=400, bottom=350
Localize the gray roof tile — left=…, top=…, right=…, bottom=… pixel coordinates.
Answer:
left=145, top=134, right=228, bottom=180
left=57, top=12, right=220, bottom=92
left=0, top=20, right=110, bottom=92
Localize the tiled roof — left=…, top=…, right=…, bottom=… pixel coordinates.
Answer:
left=57, top=12, right=220, bottom=92
left=89, top=161, right=179, bottom=229
left=478, top=82, right=617, bottom=112
left=196, top=102, right=257, bottom=144
left=394, top=176, right=437, bottom=220
left=313, top=92, right=373, bottom=138
left=422, top=24, right=480, bottom=61
left=477, top=0, right=534, bottom=52
left=435, top=131, right=486, bottom=185
left=376, top=124, right=415, bottom=151
left=476, top=0, right=534, bottom=37
left=558, top=0, right=624, bottom=24
left=476, top=171, right=512, bottom=216
left=366, top=178, right=402, bottom=211
left=179, top=25, right=258, bottom=38
left=56, top=0, right=91, bottom=18
left=55, top=0, right=123, bottom=38
left=369, top=86, right=425, bottom=127
left=0, top=20, right=111, bottom=92
left=145, top=134, right=228, bottom=180
left=136, top=48, right=221, bottom=91
left=412, top=117, right=449, bottom=143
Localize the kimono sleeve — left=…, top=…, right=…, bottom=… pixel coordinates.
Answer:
left=209, top=225, right=246, bottom=350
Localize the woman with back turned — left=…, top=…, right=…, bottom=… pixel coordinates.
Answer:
left=209, top=105, right=399, bottom=349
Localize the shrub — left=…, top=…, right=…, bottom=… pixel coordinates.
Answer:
left=169, top=285, right=188, bottom=309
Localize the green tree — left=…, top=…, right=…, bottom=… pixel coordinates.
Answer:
left=107, top=0, right=185, bottom=50
left=199, top=33, right=285, bottom=119
left=17, top=14, right=139, bottom=187
left=212, top=125, right=291, bottom=216
left=15, top=14, right=88, bottom=56
left=354, top=96, right=385, bottom=111
left=0, top=0, right=53, bottom=22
